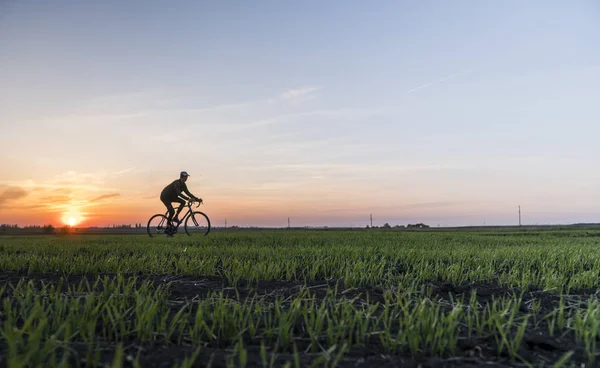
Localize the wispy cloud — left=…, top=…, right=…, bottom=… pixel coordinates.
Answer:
left=210, top=70, right=469, bottom=130
left=242, top=156, right=550, bottom=177
left=405, top=69, right=471, bottom=94
left=109, top=167, right=135, bottom=177
left=245, top=106, right=396, bottom=128
left=277, top=86, right=323, bottom=101
left=37, top=85, right=324, bottom=127
left=38, top=195, right=71, bottom=205
left=396, top=200, right=467, bottom=209
left=78, top=89, right=176, bottom=113
left=239, top=162, right=472, bottom=179
left=314, top=200, right=471, bottom=214
left=0, top=187, right=28, bottom=206
left=176, top=86, right=324, bottom=113
left=0, top=174, right=124, bottom=221
left=0, top=170, right=127, bottom=202
left=174, top=100, right=261, bottom=114
left=90, top=193, right=120, bottom=203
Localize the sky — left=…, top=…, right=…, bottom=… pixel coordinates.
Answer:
left=1, top=0, right=599, bottom=228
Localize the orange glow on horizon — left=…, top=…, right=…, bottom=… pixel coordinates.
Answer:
left=0, top=181, right=481, bottom=227
left=60, top=207, right=85, bottom=227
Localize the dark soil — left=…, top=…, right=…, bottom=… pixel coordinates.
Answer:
left=0, top=270, right=598, bottom=367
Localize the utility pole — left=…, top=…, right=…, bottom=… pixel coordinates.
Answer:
left=288, top=217, right=290, bottom=228
left=225, top=219, right=227, bottom=228
left=370, top=213, right=373, bottom=227
left=518, top=206, right=521, bottom=226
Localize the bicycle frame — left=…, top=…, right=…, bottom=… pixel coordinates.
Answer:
left=163, top=200, right=202, bottom=227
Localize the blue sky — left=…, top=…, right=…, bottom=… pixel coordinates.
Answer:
left=1, top=0, right=599, bottom=227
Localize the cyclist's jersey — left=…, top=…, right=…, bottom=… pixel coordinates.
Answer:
left=160, top=179, right=192, bottom=200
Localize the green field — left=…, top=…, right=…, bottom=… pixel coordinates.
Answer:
left=1, top=229, right=600, bottom=367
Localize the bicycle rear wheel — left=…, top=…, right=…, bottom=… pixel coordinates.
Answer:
left=147, top=214, right=170, bottom=237
left=184, top=211, right=211, bottom=236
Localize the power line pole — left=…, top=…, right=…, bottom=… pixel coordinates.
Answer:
left=288, top=217, right=290, bottom=228
left=370, top=213, right=373, bottom=227
left=225, top=219, right=227, bottom=228
left=518, top=206, right=521, bottom=226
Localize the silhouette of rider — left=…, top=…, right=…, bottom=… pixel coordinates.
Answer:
left=160, top=171, right=201, bottom=226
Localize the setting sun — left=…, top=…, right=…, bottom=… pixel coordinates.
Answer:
left=61, top=210, right=84, bottom=227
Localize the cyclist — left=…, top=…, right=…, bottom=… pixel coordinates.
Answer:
left=160, top=171, right=202, bottom=228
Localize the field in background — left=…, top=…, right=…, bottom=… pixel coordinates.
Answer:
left=1, top=229, right=600, bottom=367
left=3, top=223, right=600, bottom=236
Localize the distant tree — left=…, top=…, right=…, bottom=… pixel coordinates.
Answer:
left=382, top=223, right=391, bottom=229
left=407, top=223, right=430, bottom=229
left=42, top=224, right=55, bottom=234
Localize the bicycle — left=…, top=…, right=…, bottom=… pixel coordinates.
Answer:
left=146, top=199, right=211, bottom=237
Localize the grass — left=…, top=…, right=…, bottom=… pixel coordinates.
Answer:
left=3, top=230, right=600, bottom=291
left=1, top=229, right=600, bottom=366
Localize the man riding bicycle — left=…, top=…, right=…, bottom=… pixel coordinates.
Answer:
left=160, top=171, right=202, bottom=226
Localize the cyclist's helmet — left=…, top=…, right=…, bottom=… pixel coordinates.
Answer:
left=180, top=171, right=190, bottom=178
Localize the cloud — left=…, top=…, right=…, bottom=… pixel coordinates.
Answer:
left=396, top=200, right=467, bottom=209
left=405, top=69, right=471, bottom=94
left=65, top=85, right=323, bottom=121
left=246, top=106, right=396, bottom=128
left=6, top=182, right=118, bottom=192
left=109, top=167, right=135, bottom=177
left=177, top=100, right=261, bottom=113
left=0, top=187, right=28, bottom=205
left=76, top=89, right=177, bottom=114
left=90, top=193, right=120, bottom=203
left=33, top=86, right=327, bottom=134
left=277, top=86, right=323, bottom=101
left=2, top=169, right=127, bottom=193
left=38, top=194, right=72, bottom=205
left=241, top=162, right=471, bottom=175
left=0, top=170, right=127, bottom=213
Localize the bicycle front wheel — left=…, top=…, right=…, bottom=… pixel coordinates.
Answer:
left=147, top=214, right=169, bottom=238
left=185, top=211, right=211, bottom=236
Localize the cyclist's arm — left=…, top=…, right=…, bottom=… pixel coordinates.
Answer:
left=184, top=189, right=197, bottom=200
left=182, top=183, right=198, bottom=201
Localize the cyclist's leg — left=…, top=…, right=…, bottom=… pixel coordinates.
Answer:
left=161, top=198, right=175, bottom=223
left=173, top=197, right=186, bottom=223
left=159, top=198, right=176, bottom=236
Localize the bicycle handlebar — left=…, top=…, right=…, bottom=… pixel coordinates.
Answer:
left=188, top=198, right=203, bottom=208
